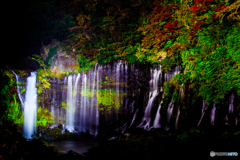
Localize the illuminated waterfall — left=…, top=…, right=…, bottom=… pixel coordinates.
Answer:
left=12, top=71, right=24, bottom=106
left=198, top=100, right=208, bottom=126
left=137, top=65, right=161, bottom=130
left=165, top=98, right=174, bottom=131
left=153, top=101, right=162, bottom=128
left=66, top=73, right=80, bottom=132
left=15, top=62, right=237, bottom=137
left=23, top=71, right=37, bottom=139
left=116, top=61, right=123, bottom=121
left=210, top=103, right=216, bottom=126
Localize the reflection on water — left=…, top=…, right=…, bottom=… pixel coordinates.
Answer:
left=51, top=140, right=98, bottom=155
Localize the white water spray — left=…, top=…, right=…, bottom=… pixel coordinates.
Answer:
left=23, top=71, right=38, bottom=139
left=137, top=65, right=161, bottom=130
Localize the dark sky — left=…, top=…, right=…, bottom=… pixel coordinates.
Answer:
left=4, top=1, right=40, bottom=70
left=4, top=0, right=74, bottom=71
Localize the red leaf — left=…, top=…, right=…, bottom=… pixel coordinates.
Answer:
left=214, top=5, right=226, bottom=12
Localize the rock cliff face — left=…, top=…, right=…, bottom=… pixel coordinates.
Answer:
left=41, top=40, right=79, bottom=75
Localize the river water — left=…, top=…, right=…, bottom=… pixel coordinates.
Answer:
left=50, top=139, right=98, bottom=155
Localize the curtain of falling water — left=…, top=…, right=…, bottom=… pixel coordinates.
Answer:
left=90, top=69, right=95, bottom=134
left=198, top=100, right=208, bottom=126
left=66, top=73, right=80, bottom=132
left=87, top=69, right=91, bottom=131
left=107, top=64, right=111, bottom=123
left=82, top=74, right=87, bottom=132
left=116, top=61, right=121, bottom=121
left=153, top=101, right=162, bottom=128
left=96, top=64, right=101, bottom=135
left=165, top=98, right=174, bottom=131
left=124, top=61, right=128, bottom=122
left=120, top=62, right=124, bottom=123
left=66, top=75, right=73, bottom=131
left=229, top=92, right=234, bottom=113
left=137, top=65, right=161, bottom=130
left=210, top=103, right=216, bottom=126
left=23, top=71, right=37, bottom=139
left=74, top=74, right=80, bottom=128
left=51, top=77, right=56, bottom=125
left=17, top=63, right=238, bottom=137
left=175, top=84, right=183, bottom=129
left=62, top=77, right=67, bottom=125
left=163, top=66, right=181, bottom=131
left=153, top=65, right=164, bottom=129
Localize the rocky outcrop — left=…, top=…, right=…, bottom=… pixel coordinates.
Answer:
left=41, top=40, right=79, bottom=75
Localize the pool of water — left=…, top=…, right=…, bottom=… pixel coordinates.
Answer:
left=50, top=139, right=98, bottom=155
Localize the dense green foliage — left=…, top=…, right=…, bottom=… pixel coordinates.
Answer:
left=58, top=0, right=240, bottom=105
left=0, top=70, right=24, bottom=126
left=97, top=89, right=125, bottom=112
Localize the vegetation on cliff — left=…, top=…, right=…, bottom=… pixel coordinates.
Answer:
left=29, top=0, right=240, bottom=106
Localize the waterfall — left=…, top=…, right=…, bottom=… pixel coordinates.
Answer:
left=153, top=101, right=162, bottom=128
left=51, top=77, right=56, bottom=124
left=74, top=74, right=80, bottom=126
left=125, top=61, right=128, bottom=111
left=15, top=62, right=238, bottom=137
left=175, top=85, right=183, bottom=129
left=66, top=74, right=80, bottom=132
left=116, top=61, right=122, bottom=120
left=81, top=74, right=87, bottom=132
left=12, top=71, right=25, bottom=106
left=66, top=75, right=73, bottom=131
left=197, top=100, right=208, bottom=126
left=90, top=69, right=96, bottom=134
left=165, top=98, right=174, bottom=131
left=129, top=109, right=138, bottom=128
left=87, top=70, right=91, bottom=131
left=229, top=92, right=234, bottom=113
left=95, top=63, right=102, bottom=136
left=23, top=71, right=37, bottom=139
left=175, top=105, right=181, bottom=129
left=210, top=103, right=216, bottom=126
left=62, top=77, right=67, bottom=124
left=137, top=65, right=161, bottom=130
left=225, top=92, right=235, bottom=125
left=95, top=64, right=100, bottom=136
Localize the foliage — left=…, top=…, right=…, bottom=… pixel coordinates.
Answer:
left=77, top=54, right=91, bottom=73
left=46, top=46, right=59, bottom=66
left=28, top=0, right=240, bottom=106
left=61, top=102, right=67, bottom=110
left=182, top=21, right=240, bottom=103
left=31, top=54, right=47, bottom=69
left=37, top=107, right=53, bottom=127
left=0, top=70, right=24, bottom=125
left=97, top=89, right=124, bottom=112
left=80, top=89, right=94, bottom=98
left=36, top=69, right=51, bottom=94
left=6, top=94, right=24, bottom=125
